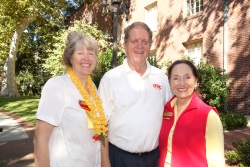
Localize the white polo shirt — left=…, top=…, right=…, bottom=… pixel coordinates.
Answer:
left=36, top=74, right=100, bottom=167
left=98, top=59, right=172, bottom=153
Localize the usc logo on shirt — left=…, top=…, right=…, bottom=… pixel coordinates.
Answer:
left=153, top=84, right=162, bottom=90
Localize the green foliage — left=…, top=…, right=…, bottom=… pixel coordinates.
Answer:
left=197, top=61, right=234, bottom=111
left=226, top=140, right=250, bottom=166
left=16, top=71, right=39, bottom=96
left=92, top=48, right=112, bottom=87
left=0, top=0, right=66, bottom=62
left=93, top=47, right=126, bottom=87
left=159, top=59, right=172, bottom=70
left=220, top=113, right=248, bottom=130
left=0, top=0, right=68, bottom=96
left=147, top=55, right=159, bottom=68
left=16, top=19, right=64, bottom=96
left=16, top=70, right=49, bottom=96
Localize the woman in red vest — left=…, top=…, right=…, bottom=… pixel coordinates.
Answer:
left=159, top=60, right=225, bottom=167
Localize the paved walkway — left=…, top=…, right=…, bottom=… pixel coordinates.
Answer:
left=0, top=110, right=35, bottom=167
left=0, top=110, right=250, bottom=167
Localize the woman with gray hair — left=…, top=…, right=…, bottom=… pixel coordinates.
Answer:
left=34, top=31, right=108, bottom=167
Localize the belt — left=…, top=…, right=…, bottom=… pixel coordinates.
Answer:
left=109, top=142, right=158, bottom=156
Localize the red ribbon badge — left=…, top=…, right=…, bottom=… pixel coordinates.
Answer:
left=79, top=100, right=90, bottom=111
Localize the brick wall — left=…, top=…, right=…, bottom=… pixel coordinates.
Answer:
left=126, top=0, right=250, bottom=113
left=69, top=0, right=113, bottom=36
left=70, top=0, right=250, bottom=113
left=226, top=0, right=250, bottom=113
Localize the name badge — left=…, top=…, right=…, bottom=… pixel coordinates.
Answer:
left=163, top=112, right=173, bottom=117
left=163, top=112, right=173, bottom=120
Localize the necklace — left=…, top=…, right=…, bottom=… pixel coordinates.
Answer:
left=67, top=67, right=108, bottom=144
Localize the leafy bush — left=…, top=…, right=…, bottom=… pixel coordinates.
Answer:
left=92, top=47, right=126, bottom=88
left=16, top=70, right=47, bottom=96
left=220, top=113, right=248, bottom=130
left=197, top=61, right=234, bottom=112
left=15, top=24, right=53, bottom=96
left=226, top=140, right=250, bottom=166
left=148, top=53, right=160, bottom=68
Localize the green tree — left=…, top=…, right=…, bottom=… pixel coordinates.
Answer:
left=14, top=0, right=90, bottom=96
left=16, top=22, right=60, bottom=96
left=0, top=0, right=66, bottom=97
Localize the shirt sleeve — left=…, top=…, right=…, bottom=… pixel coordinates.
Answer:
left=160, top=72, right=173, bottom=104
left=206, top=110, right=225, bottom=167
left=36, top=77, right=66, bottom=126
left=98, top=75, right=114, bottom=121
left=165, top=77, right=173, bottom=103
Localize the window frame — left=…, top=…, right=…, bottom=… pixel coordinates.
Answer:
left=184, top=0, right=203, bottom=17
left=144, top=2, right=158, bottom=32
left=183, top=39, right=203, bottom=65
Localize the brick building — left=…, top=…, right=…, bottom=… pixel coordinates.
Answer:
left=69, top=0, right=250, bottom=113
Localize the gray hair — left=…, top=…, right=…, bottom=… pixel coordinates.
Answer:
left=63, top=31, right=98, bottom=67
left=123, top=22, right=153, bottom=45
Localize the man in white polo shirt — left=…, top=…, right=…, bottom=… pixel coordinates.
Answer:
left=98, top=22, right=172, bottom=167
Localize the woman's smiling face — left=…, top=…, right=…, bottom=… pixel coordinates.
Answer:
left=70, top=45, right=97, bottom=78
left=169, top=63, right=198, bottom=100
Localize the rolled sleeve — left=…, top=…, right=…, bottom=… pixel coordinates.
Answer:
left=206, top=110, right=225, bottom=167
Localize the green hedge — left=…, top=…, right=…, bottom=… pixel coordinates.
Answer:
left=220, top=113, right=248, bottom=130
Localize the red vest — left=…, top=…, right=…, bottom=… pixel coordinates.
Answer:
left=159, top=92, right=218, bottom=167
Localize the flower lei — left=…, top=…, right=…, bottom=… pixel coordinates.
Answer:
left=67, top=67, right=108, bottom=144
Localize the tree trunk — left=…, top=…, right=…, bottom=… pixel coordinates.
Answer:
left=6, top=31, right=21, bottom=97
left=4, top=14, right=37, bottom=97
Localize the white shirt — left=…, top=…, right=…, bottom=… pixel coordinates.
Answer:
left=98, top=59, right=172, bottom=153
left=36, top=74, right=100, bottom=167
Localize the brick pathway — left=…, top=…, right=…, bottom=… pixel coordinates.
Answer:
left=0, top=110, right=249, bottom=167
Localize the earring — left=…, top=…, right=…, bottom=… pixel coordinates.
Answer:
left=194, top=83, right=200, bottom=91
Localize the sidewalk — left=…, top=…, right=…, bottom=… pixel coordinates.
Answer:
left=0, top=109, right=250, bottom=167
left=0, top=110, right=35, bottom=167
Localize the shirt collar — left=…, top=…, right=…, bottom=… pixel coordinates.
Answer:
left=122, top=58, right=152, bottom=76
left=170, top=97, right=177, bottom=108
left=170, top=91, right=199, bottom=111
